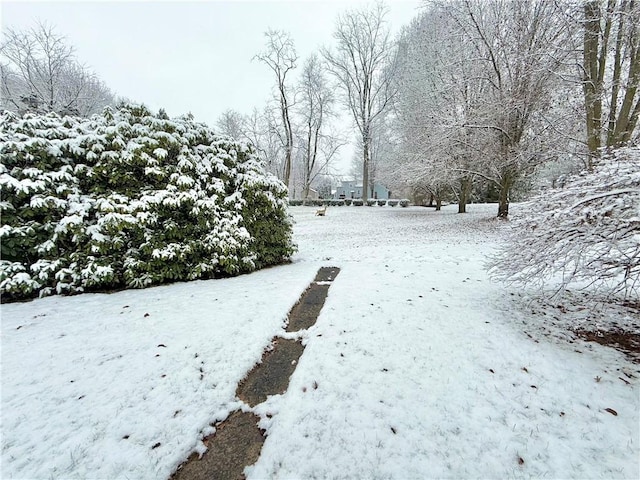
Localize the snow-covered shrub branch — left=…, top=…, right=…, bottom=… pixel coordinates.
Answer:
left=0, top=105, right=294, bottom=300
left=489, top=146, right=640, bottom=298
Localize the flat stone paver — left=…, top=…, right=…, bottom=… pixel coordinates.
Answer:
left=286, top=283, right=330, bottom=332
left=236, top=338, right=305, bottom=407
left=171, top=411, right=264, bottom=480
left=314, top=266, right=341, bottom=282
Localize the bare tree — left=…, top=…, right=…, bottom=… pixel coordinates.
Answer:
left=353, top=109, right=397, bottom=192
left=296, top=53, right=345, bottom=200
left=322, top=1, right=397, bottom=202
left=393, top=9, right=494, bottom=214
left=437, top=0, right=574, bottom=217
left=0, top=22, right=114, bottom=116
left=582, top=0, right=640, bottom=163
left=255, top=30, right=297, bottom=189
left=216, top=109, right=247, bottom=140
left=241, top=105, right=289, bottom=180
left=487, top=1, right=639, bottom=305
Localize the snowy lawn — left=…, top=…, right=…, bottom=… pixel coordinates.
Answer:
left=1, top=263, right=319, bottom=479
left=2, top=204, right=639, bottom=479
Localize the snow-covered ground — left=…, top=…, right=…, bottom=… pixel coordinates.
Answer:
left=2, top=204, right=639, bottom=479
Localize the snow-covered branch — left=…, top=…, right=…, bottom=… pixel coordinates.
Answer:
left=490, top=146, right=640, bottom=299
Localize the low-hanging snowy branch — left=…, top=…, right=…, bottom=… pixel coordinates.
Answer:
left=489, top=146, right=640, bottom=299
left=568, top=189, right=640, bottom=210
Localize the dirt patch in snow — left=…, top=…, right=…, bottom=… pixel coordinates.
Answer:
left=511, top=290, right=640, bottom=364
left=574, top=328, right=640, bottom=363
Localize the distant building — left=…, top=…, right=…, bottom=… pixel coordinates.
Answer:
left=333, top=180, right=391, bottom=200
left=291, top=187, right=320, bottom=200
left=305, top=188, right=320, bottom=200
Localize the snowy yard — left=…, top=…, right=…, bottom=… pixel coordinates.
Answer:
left=2, top=204, right=639, bottom=479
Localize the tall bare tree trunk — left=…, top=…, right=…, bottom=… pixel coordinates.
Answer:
left=582, top=0, right=640, bottom=165
left=255, top=30, right=297, bottom=191
left=362, top=135, right=370, bottom=202
left=497, top=175, right=511, bottom=218
left=583, top=0, right=604, bottom=166
left=458, top=176, right=472, bottom=214
left=322, top=3, right=396, bottom=205
left=281, top=93, right=293, bottom=188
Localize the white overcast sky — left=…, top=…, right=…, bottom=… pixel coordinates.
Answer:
left=1, top=0, right=422, bottom=126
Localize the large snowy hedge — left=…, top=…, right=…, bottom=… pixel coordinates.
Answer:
left=490, top=146, right=640, bottom=299
left=0, top=105, right=294, bottom=300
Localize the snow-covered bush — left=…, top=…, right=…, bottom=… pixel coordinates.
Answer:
left=399, top=199, right=410, bottom=207
left=0, top=105, right=294, bottom=300
left=377, top=199, right=387, bottom=206
left=366, top=199, right=376, bottom=206
left=344, top=199, right=352, bottom=206
left=388, top=199, right=399, bottom=207
left=353, top=199, right=364, bottom=206
left=490, top=146, right=640, bottom=299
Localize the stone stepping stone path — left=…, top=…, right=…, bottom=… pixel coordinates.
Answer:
left=236, top=338, right=305, bottom=407
left=170, top=411, right=264, bottom=480
left=171, top=267, right=340, bottom=480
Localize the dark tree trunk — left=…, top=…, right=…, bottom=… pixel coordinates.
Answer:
left=583, top=0, right=603, bottom=166
left=362, top=133, right=369, bottom=202
left=497, top=182, right=510, bottom=218
left=458, top=176, right=472, bottom=214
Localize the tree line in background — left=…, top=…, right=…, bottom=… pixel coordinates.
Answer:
left=219, top=0, right=638, bottom=219
left=0, top=22, right=115, bottom=117
left=216, top=32, right=348, bottom=202
left=2, top=3, right=638, bottom=214
left=389, top=0, right=639, bottom=218
left=223, top=0, right=638, bottom=298
left=218, top=3, right=398, bottom=203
